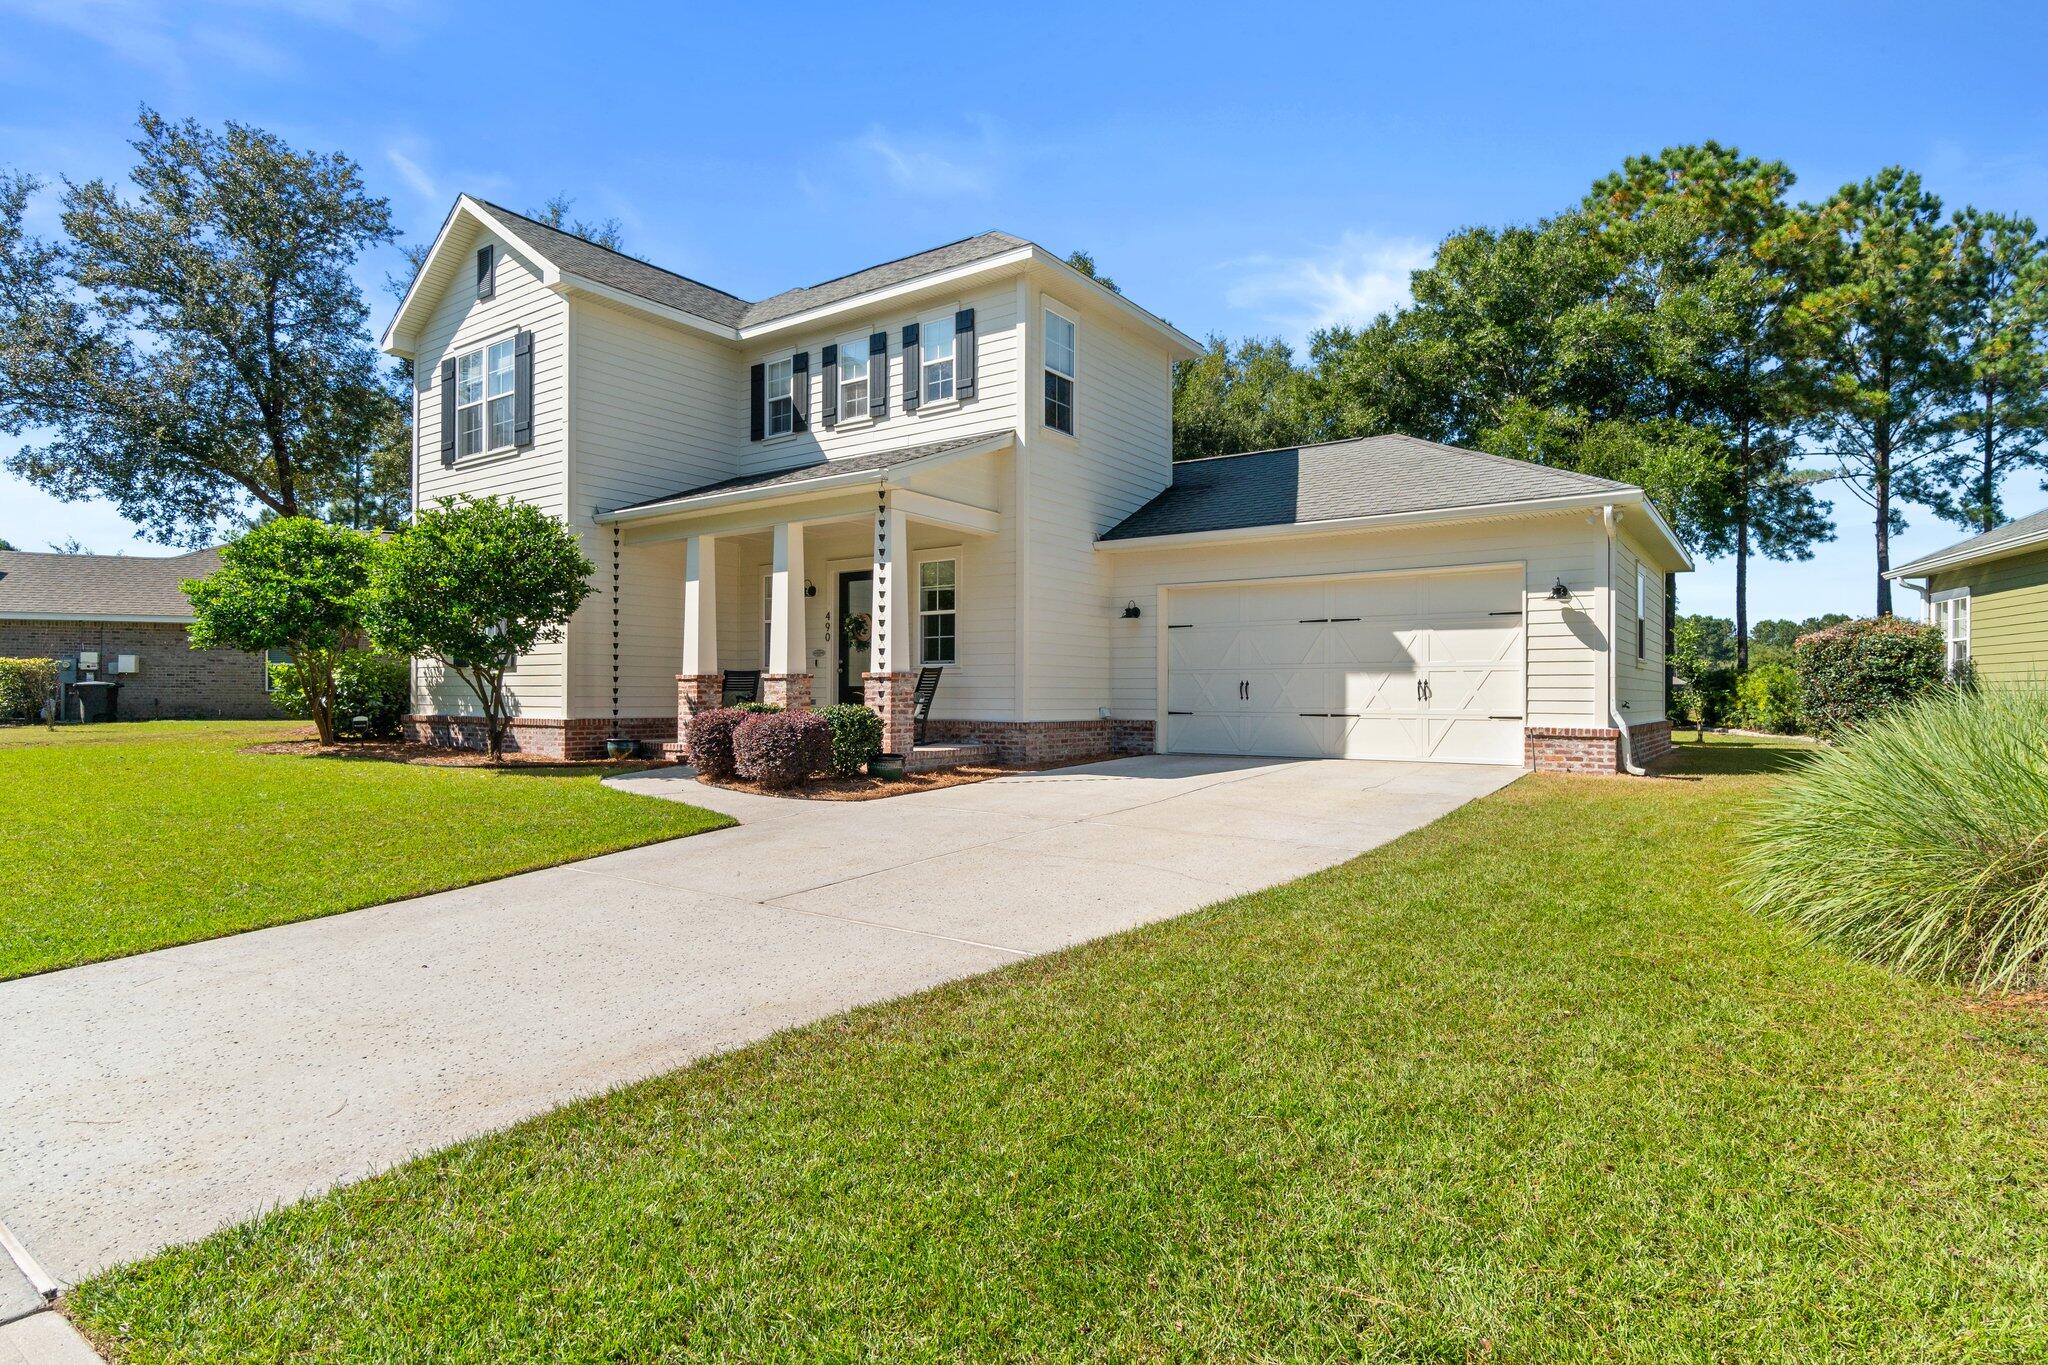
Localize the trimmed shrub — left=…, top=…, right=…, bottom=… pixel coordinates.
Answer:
left=733, top=701, right=783, bottom=715
left=1738, top=685, right=2048, bottom=988
left=0, top=657, right=59, bottom=723
left=269, top=650, right=409, bottom=738
left=1793, top=617, right=1944, bottom=737
left=733, top=710, right=830, bottom=789
left=687, top=707, right=749, bottom=780
left=1734, top=663, right=1802, bottom=734
left=821, top=703, right=884, bottom=777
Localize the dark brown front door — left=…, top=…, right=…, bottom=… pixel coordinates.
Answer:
left=837, top=571, right=873, bottom=705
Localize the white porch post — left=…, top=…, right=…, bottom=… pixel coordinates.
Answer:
left=765, top=520, right=812, bottom=709
left=682, top=534, right=719, bottom=676
left=868, top=497, right=917, bottom=753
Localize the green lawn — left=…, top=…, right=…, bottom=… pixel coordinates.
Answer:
left=67, top=737, right=2048, bottom=1362
left=0, top=720, right=729, bottom=980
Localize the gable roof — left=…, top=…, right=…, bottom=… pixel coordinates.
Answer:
left=740, top=232, right=1029, bottom=326
left=472, top=199, right=749, bottom=327
left=1888, top=506, right=2048, bottom=580
left=0, top=548, right=220, bottom=622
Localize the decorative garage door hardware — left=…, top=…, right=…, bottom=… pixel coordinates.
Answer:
left=1416, top=678, right=1433, bottom=701
left=1489, top=609, right=1524, bottom=616
left=1295, top=617, right=1362, bottom=624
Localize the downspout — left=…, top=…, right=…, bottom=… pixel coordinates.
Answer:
left=1603, top=504, right=1647, bottom=776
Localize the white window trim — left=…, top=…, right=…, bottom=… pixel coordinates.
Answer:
left=1043, top=303, right=1078, bottom=438
left=760, top=571, right=775, bottom=665
left=919, top=313, right=956, bottom=406
left=764, top=356, right=795, bottom=439
left=1636, top=564, right=1647, bottom=662
left=837, top=335, right=872, bottom=424
left=262, top=647, right=289, bottom=693
left=450, top=333, right=520, bottom=460
left=915, top=552, right=960, bottom=666
left=1933, top=586, right=1970, bottom=676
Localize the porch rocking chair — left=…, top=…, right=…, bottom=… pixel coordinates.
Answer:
left=912, top=666, right=943, bottom=745
left=722, top=669, right=762, bottom=706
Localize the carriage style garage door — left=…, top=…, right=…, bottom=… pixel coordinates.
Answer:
left=1162, top=565, right=1525, bottom=765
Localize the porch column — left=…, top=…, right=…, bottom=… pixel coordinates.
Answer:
left=864, top=497, right=917, bottom=753
left=676, top=534, right=723, bottom=748
left=763, top=520, right=812, bottom=710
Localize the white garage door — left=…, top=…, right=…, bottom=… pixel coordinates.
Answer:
left=1162, top=566, right=1525, bottom=765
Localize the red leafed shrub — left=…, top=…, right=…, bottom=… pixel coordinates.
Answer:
left=1793, top=617, right=1946, bottom=737
left=733, top=710, right=831, bottom=789
left=686, top=706, right=750, bottom=780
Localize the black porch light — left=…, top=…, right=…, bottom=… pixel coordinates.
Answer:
left=1121, top=599, right=1142, bottom=619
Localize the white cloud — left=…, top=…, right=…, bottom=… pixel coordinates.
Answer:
left=0, top=0, right=416, bottom=81
left=849, top=124, right=998, bottom=198
left=1225, top=231, right=1433, bottom=350
left=384, top=139, right=439, bottom=204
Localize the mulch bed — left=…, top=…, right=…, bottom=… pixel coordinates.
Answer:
left=244, top=737, right=664, bottom=773
left=700, top=753, right=1120, bottom=801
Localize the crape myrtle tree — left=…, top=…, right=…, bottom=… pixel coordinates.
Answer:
left=0, top=112, right=406, bottom=546
left=365, top=497, right=594, bottom=763
left=183, top=517, right=376, bottom=744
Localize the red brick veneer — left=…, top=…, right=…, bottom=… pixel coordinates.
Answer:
left=1525, top=726, right=1621, bottom=775
left=404, top=714, right=673, bottom=760
left=861, top=671, right=917, bottom=755
left=1624, top=719, right=1674, bottom=768
left=0, top=618, right=272, bottom=720
left=922, top=718, right=1157, bottom=765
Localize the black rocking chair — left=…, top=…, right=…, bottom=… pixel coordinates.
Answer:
left=912, top=666, right=943, bottom=744
left=722, top=669, right=762, bottom=705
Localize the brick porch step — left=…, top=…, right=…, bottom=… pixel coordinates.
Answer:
left=657, top=741, right=689, bottom=763
left=906, top=741, right=990, bottom=772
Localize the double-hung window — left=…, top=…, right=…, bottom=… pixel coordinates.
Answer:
left=1636, top=564, right=1648, bottom=660
left=1044, top=307, right=1077, bottom=434
left=765, top=357, right=794, bottom=437
left=453, top=337, right=518, bottom=457
left=918, top=558, right=957, bottom=665
left=761, top=574, right=775, bottom=663
left=838, top=337, right=870, bottom=420
left=1935, top=589, right=1971, bottom=677
left=920, top=316, right=955, bottom=403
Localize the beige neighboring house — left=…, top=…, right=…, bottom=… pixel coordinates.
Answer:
left=0, top=548, right=274, bottom=721
left=381, top=197, right=1690, bottom=771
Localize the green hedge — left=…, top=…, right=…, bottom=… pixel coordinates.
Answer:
left=820, top=703, right=883, bottom=777
left=0, top=657, right=58, bottom=723
left=268, top=650, right=410, bottom=739
left=1793, top=618, right=1945, bottom=737
left=1734, top=663, right=1802, bottom=734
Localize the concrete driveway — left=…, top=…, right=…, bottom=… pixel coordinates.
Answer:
left=0, top=753, right=1518, bottom=1295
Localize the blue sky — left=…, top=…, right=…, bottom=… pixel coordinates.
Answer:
left=3, top=0, right=2046, bottom=624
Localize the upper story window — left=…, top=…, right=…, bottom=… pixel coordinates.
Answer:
left=1044, top=307, right=1077, bottom=434
left=454, top=337, right=518, bottom=457
left=838, top=337, right=870, bottom=421
left=765, top=357, right=794, bottom=437
left=920, top=315, right=955, bottom=403
left=1935, top=589, right=1970, bottom=677
left=1636, top=564, right=1647, bottom=660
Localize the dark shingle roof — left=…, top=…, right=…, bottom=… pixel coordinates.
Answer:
left=471, top=199, right=1025, bottom=332
left=606, top=435, right=1007, bottom=515
left=1101, top=435, right=1636, bottom=542
left=0, top=549, right=220, bottom=620
left=1891, top=506, right=2048, bottom=577
left=474, top=200, right=750, bottom=327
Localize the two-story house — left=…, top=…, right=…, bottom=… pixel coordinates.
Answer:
left=382, top=197, right=1689, bottom=773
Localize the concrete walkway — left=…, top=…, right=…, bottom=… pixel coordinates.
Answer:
left=0, top=754, right=1518, bottom=1295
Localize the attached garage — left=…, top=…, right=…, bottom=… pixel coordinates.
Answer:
left=1100, top=436, right=1693, bottom=774
left=1162, top=565, right=1524, bottom=764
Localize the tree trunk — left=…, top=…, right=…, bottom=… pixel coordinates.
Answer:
left=299, top=657, right=335, bottom=745
left=1982, top=383, right=1998, bottom=533
left=1874, top=444, right=1893, bottom=619
left=1735, top=426, right=1752, bottom=672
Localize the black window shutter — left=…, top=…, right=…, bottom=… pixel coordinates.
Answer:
left=821, top=344, right=838, bottom=428
left=749, top=363, right=765, bottom=441
left=869, top=331, right=889, bottom=419
left=438, top=357, right=457, bottom=464
left=512, top=330, right=534, bottom=446
left=954, top=308, right=977, bottom=398
left=791, top=351, right=810, bottom=432
left=476, top=245, right=496, bottom=300
left=901, top=322, right=920, bottom=412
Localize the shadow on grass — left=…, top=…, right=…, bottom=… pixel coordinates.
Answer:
left=1661, top=734, right=1821, bottom=778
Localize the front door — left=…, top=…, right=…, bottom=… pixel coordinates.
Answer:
left=837, top=570, right=873, bottom=705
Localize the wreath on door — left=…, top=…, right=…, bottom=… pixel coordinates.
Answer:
left=846, top=612, right=872, bottom=647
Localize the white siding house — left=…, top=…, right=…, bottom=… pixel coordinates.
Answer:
left=381, top=195, right=1688, bottom=771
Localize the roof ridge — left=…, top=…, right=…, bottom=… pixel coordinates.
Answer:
left=1174, top=433, right=1632, bottom=490
left=468, top=196, right=752, bottom=306
left=752, top=230, right=1025, bottom=302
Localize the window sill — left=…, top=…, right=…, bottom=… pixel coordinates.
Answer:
left=1036, top=422, right=1078, bottom=445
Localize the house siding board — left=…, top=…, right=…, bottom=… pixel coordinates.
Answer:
left=1614, top=529, right=1667, bottom=722
left=1107, top=514, right=1608, bottom=730
left=411, top=223, right=571, bottom=720
left=1929, top=545, right=2048, bottom=685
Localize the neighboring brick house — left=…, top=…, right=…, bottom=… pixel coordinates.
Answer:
left=0, top=548, right=275, bottom=721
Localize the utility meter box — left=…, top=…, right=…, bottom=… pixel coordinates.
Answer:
left=77, top=650, right=99, bottom=672
left=114, top=654, right=139, bottom=675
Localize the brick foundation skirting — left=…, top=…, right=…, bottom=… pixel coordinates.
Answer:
left=1625, top=719, right=1674, bottom=768
left=922, top=718, right=1156, bottom=765
left=405, top=714, right=674, bottom=761
left=1525, top=726, right=1621, bottom=775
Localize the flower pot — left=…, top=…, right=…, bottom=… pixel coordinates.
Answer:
left=868, top=752, right=905, bottom=779
left=605, top=738, right=639, bottom=760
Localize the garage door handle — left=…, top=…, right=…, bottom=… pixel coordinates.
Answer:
left=1489, top=714, right=1523, bottom=721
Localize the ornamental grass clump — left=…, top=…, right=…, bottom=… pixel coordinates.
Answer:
left=1737, top=685, right=2048, bottom=989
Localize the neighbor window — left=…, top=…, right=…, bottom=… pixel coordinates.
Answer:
left=919, top=558, right=957, bottom=665
left=765, top=357, right=794, bottom=437
left=262, top=647, right=290, bottom=693
left=1636, top=564, right=1647, bottom=660
left=920, top=316, right=955, bottom=403
left=453, top=337, right=518, bottom=457
left=1935, top=590, right=1971, bottom=677
left=1044, top=307, right=1076, bottom=434
left=838, top=337, right=870, bottom=420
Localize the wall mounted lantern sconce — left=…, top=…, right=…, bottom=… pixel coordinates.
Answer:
left=804, top=580, right=817, bottom=598
left=1121, top=600, right=1142, bottom=619
left=1549, top=578, right=1572, bottom=602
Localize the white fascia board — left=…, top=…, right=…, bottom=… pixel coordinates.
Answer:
left=0, top=611, right=195, bottom=624
left=381, top=196, right=568, bottom=355
left=1097, top=489, right=1687, bottom=558
left=735, top=248, right=1038, bottom=341
left=1025, top=248, right=1205, bottom=360
left=890, top=489, right=1001, bottom=537
left=1887, top=525, right=2048, bottom=579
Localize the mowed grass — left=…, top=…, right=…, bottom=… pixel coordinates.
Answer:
left=68, top=736, right=2048, bottom=1362
left=0, top=720, right=729, bottom=979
